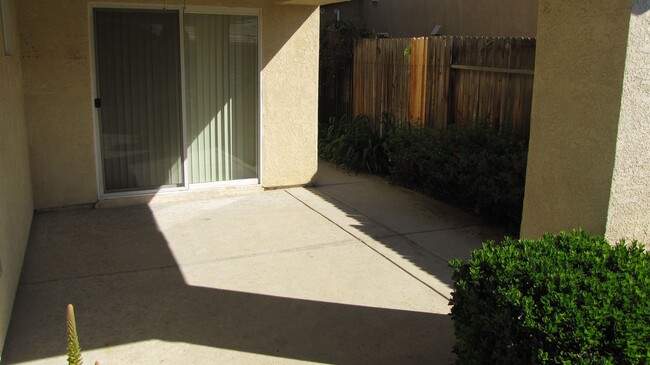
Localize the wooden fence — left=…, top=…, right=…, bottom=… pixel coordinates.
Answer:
left=321, top=36, right=536, bottom=136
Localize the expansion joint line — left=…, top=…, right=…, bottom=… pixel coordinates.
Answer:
left=285, top=189, right=451, bottom=301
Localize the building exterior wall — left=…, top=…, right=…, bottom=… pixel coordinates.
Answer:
left=17, top=0, right=320, bottom=209
left=0, top=0, right=33, bottom=356
left=261, top=3, right=320, bottom=188
left=605, top=3, right=650, bottom=243
left=356, top=0, right=537, bottom=37
left=520, top=0, right=633, bottom=239
left=320, top=0, right=361, bottom=24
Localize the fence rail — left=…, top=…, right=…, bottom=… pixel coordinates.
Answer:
left=320, top=36, right=536, bottom=136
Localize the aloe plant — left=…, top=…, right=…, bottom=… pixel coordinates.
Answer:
left=66, top=305, right=100, bottom=365
left=66, top=304, right=83, bottom=365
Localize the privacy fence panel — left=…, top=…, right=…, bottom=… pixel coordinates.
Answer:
left=323, top=35, right=536, bottom=136
left=449, top=36, right=536, bottom=135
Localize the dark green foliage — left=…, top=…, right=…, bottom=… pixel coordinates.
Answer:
left=385, top=121, right=528, bottom=227
left=319, top=116, right=527, bottom=227
left=449, top=231, right=650, bottom=365
left=318, top=114, right=394, bottom=175
left=319, top=20, right=373, bottom=87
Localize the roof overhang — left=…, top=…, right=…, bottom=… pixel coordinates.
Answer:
left=275, top=0, right=350, bottom=5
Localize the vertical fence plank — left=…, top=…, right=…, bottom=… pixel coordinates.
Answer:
left=323, top=35, right=536, bottom=137
left=408, top=37, right=428, bottom=124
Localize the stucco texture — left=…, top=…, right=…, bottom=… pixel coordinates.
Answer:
left=0, top=0, right=33, bottom=356
left=520, top=0, right=648, bottom=241
left=17, top=0, right=320, bottom=209
left=606, top=4, right=650, bottom=243
left=358, top=0, right=538, bottom=37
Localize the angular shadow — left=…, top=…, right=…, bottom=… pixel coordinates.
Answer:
left=4, top=203, right=454, bottom=364
left=294, top=187, right=459, bottom=289
left=299, top=161, right=511, bottom=293
left=632, top=0, right=650, bottom=15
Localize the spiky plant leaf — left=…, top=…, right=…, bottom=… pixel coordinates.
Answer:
left=66, top=304, right=83, bottom=365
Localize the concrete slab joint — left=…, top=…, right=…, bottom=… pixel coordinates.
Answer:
left=1, top=162, right=507, bottom=363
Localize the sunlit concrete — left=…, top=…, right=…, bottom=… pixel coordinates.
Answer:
left=3, top=161, right=506, bottom=364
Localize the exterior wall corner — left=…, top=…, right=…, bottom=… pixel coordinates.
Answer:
left=605, top=3, right=650, bottom=244
left=0, top=0, right=33, bottom=355
left=520, top=0, right=632, bottom=239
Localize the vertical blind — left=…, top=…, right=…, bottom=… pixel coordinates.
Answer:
left=94, top=10, right=259, bottom=193
left=184, top=14, right=259, bottom=183
left=95, top=10, right=184, bottom=192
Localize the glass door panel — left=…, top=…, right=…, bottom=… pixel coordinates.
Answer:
left=94, top=9, right=184, bottom=192
left=184, top=13, right=259, bottom=183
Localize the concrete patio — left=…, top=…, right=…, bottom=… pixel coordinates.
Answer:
left=2, top=161, right=508, bottom=364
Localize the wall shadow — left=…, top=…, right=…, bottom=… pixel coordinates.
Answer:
left=4, top=203, right=454, bottom=364
left=259, top=3, right=316, bottom=70
left=297, top=188, right=459, bottom=289
left=304, top=162, right=512, bottom=291
left=0, top=3, right=458, bottom=363
left=632, top=0, right=650, bottom=15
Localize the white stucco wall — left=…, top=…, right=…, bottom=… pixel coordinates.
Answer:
left=606, top=3, right=650, bottom=243
left=0, top=0, right=33, bottom=357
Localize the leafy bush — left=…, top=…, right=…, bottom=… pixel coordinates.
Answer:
left=385, top=121, right=528, bottom=227
left=319, top=20, right=373, bottom=87
left=318, top=114, right=393, bottom=175
left=449, top=230, right=650, bottom=365
left=319, top=116, right=527, bottom=227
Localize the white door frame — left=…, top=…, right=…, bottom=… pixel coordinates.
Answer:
left=88, top=3, right=262, bottom=200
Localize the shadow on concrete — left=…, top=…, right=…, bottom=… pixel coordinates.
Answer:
left=300, top=161, right=512, bottom=293
left=632, top=0, right=650, bottom=15
left=4, top=203, right=453, bottom=364
left=292, top=188, right=458, bottom=290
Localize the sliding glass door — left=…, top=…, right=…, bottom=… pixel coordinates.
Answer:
left=93, top=9, right=259, bottom=195
left=95, top=9, right=184, bottom=192
left=184, top=13, right=259, bottom=184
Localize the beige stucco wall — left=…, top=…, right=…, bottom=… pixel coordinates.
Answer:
left=605, top=4, right=650, bottom=243
left=17, top=0, right=320, bottom=209
left=520, top=1, right=635, bottom=239
left=358, top=0, right=538, bottom=37
left=261, top=3, right=320, bottom=187
left=0, top=0, right=33, bottom=356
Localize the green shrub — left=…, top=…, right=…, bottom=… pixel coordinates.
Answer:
left=318, top=114, right=393, bottom=175
left=318, top=116, right=527, bottom=227
left=385, top=121, right=528, bottom=227
left=319, top=20, right=373, bottom=87
left=449, top=230, right=650, bottom=365
left=382, top=121, right=438, bottom=188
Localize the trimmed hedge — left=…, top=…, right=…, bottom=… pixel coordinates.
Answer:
left=385, top=121, right=528, bottom=226
left=318, top=117, right=528, bottom=228
left=449, top=230, right=650, bottom=364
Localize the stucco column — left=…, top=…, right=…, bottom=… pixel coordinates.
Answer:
left=605, top=2, right=650, bottom=242
left=520, top=0, right=650, bottom=243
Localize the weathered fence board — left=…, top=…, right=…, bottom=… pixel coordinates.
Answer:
left=321, top=35, right=536, bottom=136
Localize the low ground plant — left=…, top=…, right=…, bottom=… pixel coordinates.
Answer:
left=318, top=116, right=528, bottom=227
left=449, top=230, right=650, bottom=364
left=318, top=114, right=393, bottom=175
left=385, top=121, right=528, bottom=226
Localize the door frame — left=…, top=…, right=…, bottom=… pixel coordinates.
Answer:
left=88, top=3, right=263, bottom=200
